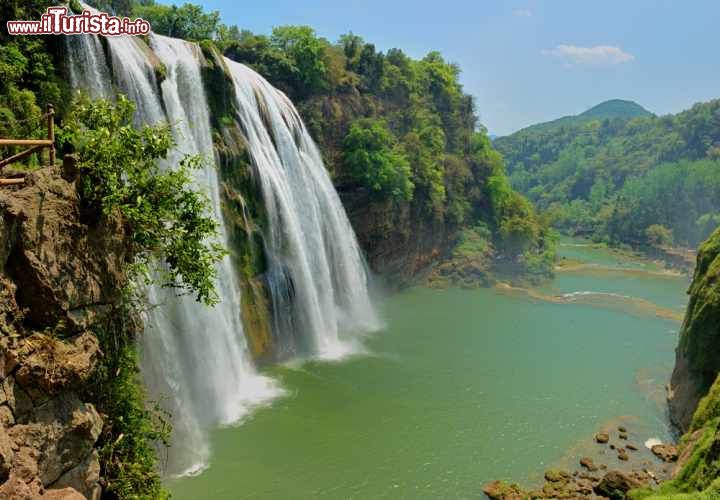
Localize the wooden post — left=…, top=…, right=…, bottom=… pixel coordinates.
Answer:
left=47, top=104, right=55, bottom=166
left=0, top=178, right=25, bottom=186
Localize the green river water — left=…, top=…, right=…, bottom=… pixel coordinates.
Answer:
left=169, top=240, right=689, bottom=499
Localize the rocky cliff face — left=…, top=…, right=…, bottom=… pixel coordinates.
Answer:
left=668, top=228, right=720, bottom=432
left=339, top=187, right=456, bottom=286
left=298, top=94, right=463, bottom=287
left=0, top=165, right=130, bottom=499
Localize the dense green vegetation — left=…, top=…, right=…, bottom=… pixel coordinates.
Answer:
left=60, top=95, right=225, bottom=305
left=495, top=99, right=720, bottom=249
left=0, top=0, right=67, bottom=160
left=342, top=119, right=414, bottom=201
left=87, top=296, right=171, bottom=500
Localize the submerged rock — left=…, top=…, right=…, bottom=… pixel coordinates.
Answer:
left=580, top=457, right=598, bottom=471
left=596, top=432, right=610, bottom=443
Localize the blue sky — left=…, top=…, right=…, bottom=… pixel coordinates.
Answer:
left=175, top=0, right=719, bottom=136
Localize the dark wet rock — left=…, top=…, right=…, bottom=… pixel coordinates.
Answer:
left=619, top=433, right=628, bottom=440
left=627, top=444, right=638, bottom=451
left=594, top=470, right=645, bottom=499
left=651, top=444, right=678, bottom=462
left=596, top=432, right=610, bottom=443
left=618, top=451, right=629, bottom=461
left=618, top=426, right=627, bottom=433
left=609, top=443, right=616, bottom=450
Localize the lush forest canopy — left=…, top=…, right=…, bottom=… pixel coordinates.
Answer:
left=495, top=98, right=720, bottom=248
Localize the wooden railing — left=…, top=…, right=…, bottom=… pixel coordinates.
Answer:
left=0, top=104, right=55, bottom=186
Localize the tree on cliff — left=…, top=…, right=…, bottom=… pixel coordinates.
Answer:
left=60, top=94, right=226, bottom=305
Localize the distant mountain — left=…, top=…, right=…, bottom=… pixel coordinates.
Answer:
left=493, top=98, right=720, bottom=248
left=511, top=99, right=653, bottom=136
left=579, top=99, right=654, bottom=120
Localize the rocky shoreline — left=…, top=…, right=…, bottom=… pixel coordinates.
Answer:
left=482, top=424, right=679, bottom=499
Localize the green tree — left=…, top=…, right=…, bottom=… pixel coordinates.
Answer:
left=645, top=224, right=674, bottom=247
left=342, top=119, right=414, bottom=201
left=61, top=95, right=226, bottom=305
left=133, top=2, right=220, bottom=40
left=270, top=25, right=328, bottom=96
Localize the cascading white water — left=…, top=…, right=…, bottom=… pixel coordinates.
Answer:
left=65, top=34, right=112, bottom=99
left=76, top=34, right=282, bottom=476
left=225, top=59, right=381, bottom=360
left=68, top=10, right=379, bottom=473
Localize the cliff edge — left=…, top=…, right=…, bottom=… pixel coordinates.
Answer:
left=668, top=229, right=720, bottom=432
left=0, top=165, right=130, bottom=499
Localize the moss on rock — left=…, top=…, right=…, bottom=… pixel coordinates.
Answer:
left=669, top=229, right=720, bottom=431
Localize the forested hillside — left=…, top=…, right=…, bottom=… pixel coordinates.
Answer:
left=495, top=99, right=720, bottom=249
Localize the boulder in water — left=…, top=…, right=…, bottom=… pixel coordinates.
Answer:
left=544, top=469, right=571, bottom=482
left=651, top=444, right=678, bottom=462
left=580, top=457, right=598, bottom=471
left=594, top=470, right=645, bottom=499
left=481, top=480, right=524, bottom=499
left=596, top=432, right=610, bottom=443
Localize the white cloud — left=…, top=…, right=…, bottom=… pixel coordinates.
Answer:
left=513, top=9, right=532, bottom=17
left=542, top=44, right=635, bottom=65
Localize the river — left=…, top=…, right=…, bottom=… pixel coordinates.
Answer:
left=169, top=239, right=689, bottom=499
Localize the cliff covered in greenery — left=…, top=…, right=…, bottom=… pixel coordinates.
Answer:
left=625, top=232, right=720, bottom=499
left=668, top=229, right=720, bottom=431
left=623, top=228, right=720, bottom=499
left=494, top=99, right=720, bottom=250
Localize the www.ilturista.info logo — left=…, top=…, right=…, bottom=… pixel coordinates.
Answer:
left=6, top=7, right=150, bottom=36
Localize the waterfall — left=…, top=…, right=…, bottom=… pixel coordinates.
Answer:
left=225, top=59, right=381, bottom=360
left=67, top=13, right=379, bottom=475
left=65, top=34, right=112, bottom=99
left=74, top=34, right=282, bottom=476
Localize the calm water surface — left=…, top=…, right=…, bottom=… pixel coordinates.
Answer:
left=169, top=240, right=689, bottom=499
